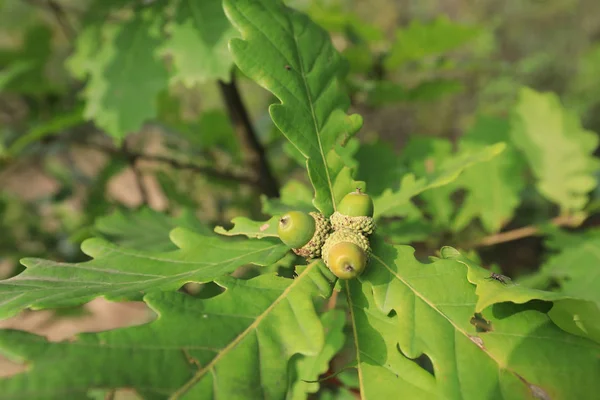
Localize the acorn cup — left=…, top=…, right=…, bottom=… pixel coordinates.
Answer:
left=330, top=188, right=375, bottom=235
left=322, top=228, right=371, bottom=280
left=277, top=211, right=331, bottom=259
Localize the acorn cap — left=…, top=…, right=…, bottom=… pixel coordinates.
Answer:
left=338, top=188, right=374, bottom=218
left=330, top=211, right=375, bottom=236
left=293, top=212, right=332, bottom=259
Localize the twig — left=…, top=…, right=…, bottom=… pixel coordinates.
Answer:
left=469, top=214, right=583, bottom=248
left=218, top=74, right=280, bottom=198
left=84, top=141, right=257, bottom=186
left=23, top=0, right=77, bottom=40
left=104, top=390, right=115, bottom=400
left=47, top=0, right=77, bottom=40
left=122, top=140, right=150, bottom=205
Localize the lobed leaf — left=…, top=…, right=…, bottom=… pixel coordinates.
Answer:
left=385, top=16, right=480, bottom=69
left=0, top=264, right=336, bottom=399
left=224, top=0, right=363, bottom=215
left=374, top=142, right=505, bottom=219
left=74, top=7, right=168, bottom=142
left=164, top=0, right=238, bottom=86
left=510, top=87, right=600, bottom=213
left=289, top=309, right=346, bottom=399
left=94, top=208, right=210, bottom=251
left=441, top=246, right=600, bottom=344
left=452, top=116, right=526, bottom=233
left=0, top=229, right=287, bottom=319
left=350, top=237, right=600, bottom=399
left=261, top=179, right=314, bottom=215
left=214, top=216, right=280, bottom=239
left=346, top=279, right=437, bottom=399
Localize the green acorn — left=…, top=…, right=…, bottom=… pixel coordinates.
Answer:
left=331, top=188, right=375, bottom=235
left=322, top=228, right=371, bottom=279
left=278, top=211, right=331, bottom=259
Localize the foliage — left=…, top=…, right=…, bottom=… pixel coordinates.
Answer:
left=1, top=0, right=600, bottom=399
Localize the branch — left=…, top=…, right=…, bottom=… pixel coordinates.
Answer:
left=122, top=139, right=150, bottom=205
left=23, top=0, right=77, bottom=40
left=469, top=214, right=585, bottom=248
left=218, top=74, right=280, bottom=198
left=84, top=141, right=257, bottom=186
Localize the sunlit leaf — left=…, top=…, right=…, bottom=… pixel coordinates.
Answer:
left=452, top=116, right=525, bottom=233
left=385, top=16, right=480, bottom=69
left=165, top=0, right=238, bottom=86
left=225, top=0, right=363, bottom=215
left=0, top=265, right=336, bottom=399
left=0, top=229, right=287, bottom=318
left=348, top=237, right=600, bottom=399
left=510, top=87, right=600, bottom=213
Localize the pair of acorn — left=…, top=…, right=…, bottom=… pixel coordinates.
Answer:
left=277, top=189, right=374, bottom=280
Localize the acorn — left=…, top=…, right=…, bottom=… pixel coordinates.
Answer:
left=330, top=188, right=375, bottom=235
left=322, top=228, right=370, bottom=279
left=277, top=211, right=331, bottom=259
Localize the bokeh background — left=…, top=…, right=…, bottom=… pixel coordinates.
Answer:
left=1, top=0, right=599, bottom=388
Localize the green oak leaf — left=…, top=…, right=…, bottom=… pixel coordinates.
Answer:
left=164, top=0, right=238, bottom=86
left=452, top=116, right=526, bottom=233
left=441, top=246, right=600, bottom=344
left=0, top=229, right=287, bottom=318
left=214, top=216, right=280, bottom=239
left=289, top=309, right=346, bottom=399
left=355, top=140, right=405, bottom=196
left=0, top=265, right=336, bottom=399
left=374, top=142, right=505, bottom=219
left=225, top=0, right=363, bottom=216
left=348, top=237, right=600, bottom=399
left=261, top=179, right=314, bottom=215
left=510, top=87, right=600, bottom=213
left=94, top=207, right=210, bottom=251
left=346, top=279, right=437, bottom=399
left=400, top=137, right=457, bottom=226
left=385, top=16, right=480, bottom=69
left=78, top=8, right=168, bottom=142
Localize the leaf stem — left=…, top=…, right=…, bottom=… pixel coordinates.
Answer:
left=468, top=214, right=584, bottom=248
left=218, top=74, right=280, bottom=198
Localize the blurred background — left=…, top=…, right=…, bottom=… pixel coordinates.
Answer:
left=1, top=0, right=599, bottom=384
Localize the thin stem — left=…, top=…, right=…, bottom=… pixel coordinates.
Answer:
left=468, top=214, right=584, bottom=248
left=84, top=141, right=257, bottom=186
left=218, top=74, right=280, bottom=198
left=47, top=0, right=77, bottom=40
left=122, top=140, right=150, bottom=205
left=23, top=0, right=77, bottom=40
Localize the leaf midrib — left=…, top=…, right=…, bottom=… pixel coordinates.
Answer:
left=372, top=254, right=528, bottom=393
left=168, top=262, right=318, bottom=399
left=289, top=11, right=336, bottom=211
